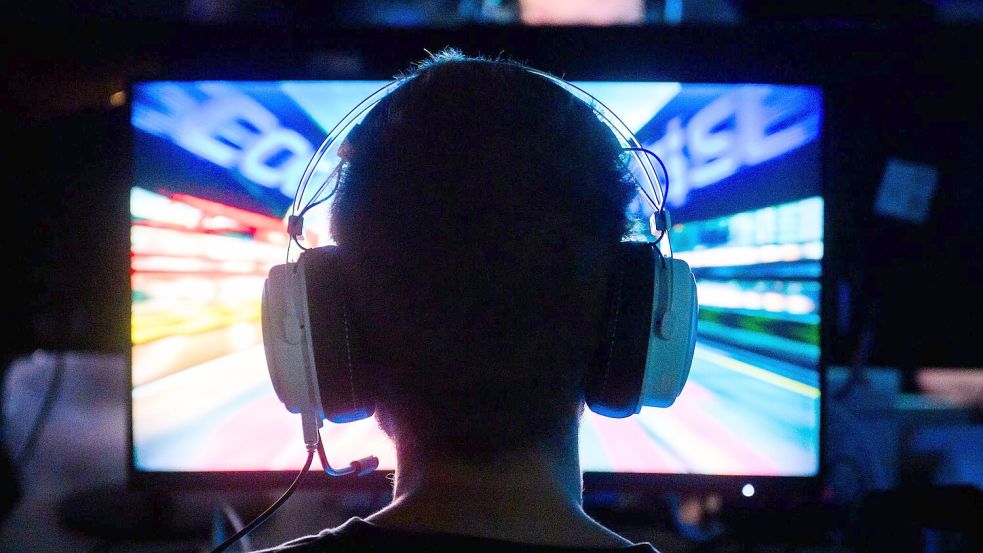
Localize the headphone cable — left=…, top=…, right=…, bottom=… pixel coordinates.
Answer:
left=207, top=446, right=315, bottom=553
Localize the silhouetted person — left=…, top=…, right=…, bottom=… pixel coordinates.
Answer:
left=257, top=49, right=659, bottom=552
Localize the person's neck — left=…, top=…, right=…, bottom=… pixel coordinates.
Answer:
left=364, top=438, right=633, bottom=548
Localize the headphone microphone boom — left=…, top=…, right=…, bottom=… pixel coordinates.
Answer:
left=260, top=67, right=699, bottom=475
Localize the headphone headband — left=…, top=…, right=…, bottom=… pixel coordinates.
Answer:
left=288, top=65, right=671, bottom=260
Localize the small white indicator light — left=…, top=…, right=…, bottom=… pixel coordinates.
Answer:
left=742, top=483, right=755, bottom=497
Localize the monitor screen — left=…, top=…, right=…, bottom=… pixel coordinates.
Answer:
left=129, top=79, right=823, bottom=483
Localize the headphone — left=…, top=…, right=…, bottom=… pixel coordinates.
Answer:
left=260, top=66, right=699, bottom=472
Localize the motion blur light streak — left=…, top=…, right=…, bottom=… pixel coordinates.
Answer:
left=131, top=188, right=283, bottom=390
left=696, top=281, right=818, bottom=315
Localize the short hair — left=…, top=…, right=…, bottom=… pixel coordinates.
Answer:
left=330, top=48, right=636, bottom=462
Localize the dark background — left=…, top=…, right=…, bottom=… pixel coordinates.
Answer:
left=0, top=2, right=980, bottom=552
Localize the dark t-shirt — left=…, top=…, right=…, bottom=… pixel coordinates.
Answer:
left=252, top=517, right=661, bottom=552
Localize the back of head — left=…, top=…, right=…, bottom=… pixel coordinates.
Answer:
left=330, top=50, right=636, bottom=462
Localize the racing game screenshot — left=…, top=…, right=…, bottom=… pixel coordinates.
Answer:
left=130, top=79, right=823, bottom=477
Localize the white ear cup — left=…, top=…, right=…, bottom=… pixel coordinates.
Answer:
left=637, top=257, right=699, bottom=409
left=261, top=263, right=325, bottom=428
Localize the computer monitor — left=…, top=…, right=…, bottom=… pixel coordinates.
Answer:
left=127, top=77, right=825, bottom=500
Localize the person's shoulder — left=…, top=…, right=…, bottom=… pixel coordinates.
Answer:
left=250, top=516, right=663, bottom=552
left=248, top=517, right=363, bottom=552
